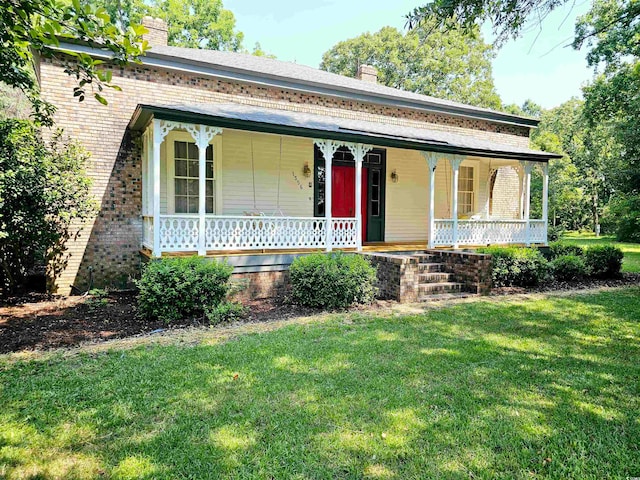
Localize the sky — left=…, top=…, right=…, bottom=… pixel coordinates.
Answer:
left=225, top=0, right=594, bottom=109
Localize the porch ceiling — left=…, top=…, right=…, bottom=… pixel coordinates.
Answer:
left=129, top=103, right=561, bottom=162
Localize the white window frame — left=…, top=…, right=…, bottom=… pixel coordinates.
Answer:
left=165, top=130, right=223, bottom=215
left=457, top=160, right=479, bottom=216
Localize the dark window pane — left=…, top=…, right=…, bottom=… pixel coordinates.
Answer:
left=175, top=179, right=187, bottom=195
left=187, top=179, right=198, bottom=195
left=206, top=145, right=213, bottom=161
left=175, top=159, right=187, bottom=177
left=175, top=196, right=187, bottom=213
left=188, top=160, right=199, bottom=178
left=188, top=142, right=198, bottom=159
left=372, top=170, right=380, bottom=186
left=188, top=197, right=198, bottom=213
left=206, top=180, right=214, bottom=196
left=372, top=201, right=380, bottom=217
left=174, top=141, right=187, bottom=159
left=206, top=197, right=214, bottom=213
left=368, top=153, right=381, bottom=164
left=372, top=187, right=379, bottom=201
left=206, top=161, right=214, bottom=179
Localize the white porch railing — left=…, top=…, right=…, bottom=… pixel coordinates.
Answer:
left=432, top=219, right=547, bottom=247
left=144, top=215, right=359, bottom=253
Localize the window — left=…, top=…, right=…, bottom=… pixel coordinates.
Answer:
left=371, top=169, right=381, bottom=217
left=457, top=166, right=475, bottom=215
left=174, top=141, right=214, bottom=214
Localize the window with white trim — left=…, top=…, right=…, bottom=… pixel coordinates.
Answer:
left=457, top=166, right=475, bottom=215
left=174, top=141, right=214, bottom=213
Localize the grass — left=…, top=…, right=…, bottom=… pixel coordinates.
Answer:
left=560, top=231, right=640, bottom=273
left=1, top=289, right=640, bottom=479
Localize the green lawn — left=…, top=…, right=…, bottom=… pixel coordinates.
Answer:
left=1, top=289, right=640, bottom=479
left=561, top=231, right=640, bottom=273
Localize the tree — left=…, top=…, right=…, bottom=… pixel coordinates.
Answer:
left=1, top=0, right=147, bottom=125
left=320, top=22, right=501, bottom=109
left=97, top=0, right=244, bottom=51
left=0, top=120, right=96, bottom=294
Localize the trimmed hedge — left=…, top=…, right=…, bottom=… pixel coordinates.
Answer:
left=289, top=252, right=377, bottom=309
left=137, top=257, right=233, bottom=322
left=550, top=255, right=588, bottom=281
left=477, top=246, right=549, bottom=287
left=584, top=246, right=624, bottom=279
left=548, top=241, right=584, bottom=259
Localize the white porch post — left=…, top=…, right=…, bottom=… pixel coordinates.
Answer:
left=449, top=155, right=464, bottom=248
left=541, top=162, right=549, bottom=244
left=421, top=152, right=438, bottom=248
left=347, top=143, right=373, bottom=251
left=151, top=119, right=163, bottom=257
left=195, top=125, right=222, bottom=256
left=521, top=160, right=534, bottom=246
left=314, top=139, right=341, bottom=251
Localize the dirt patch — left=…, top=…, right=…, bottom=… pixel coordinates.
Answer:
left=490, top=272, right=640, bottom=296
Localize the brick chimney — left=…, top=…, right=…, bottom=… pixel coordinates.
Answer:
left=141, top=16, right=168, bottom=47
left=356, top=64, right=378, bottom=84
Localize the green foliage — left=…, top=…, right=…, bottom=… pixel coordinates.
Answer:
left=603, top=194, right=640, bottom=242
left=584, top=245, right=624, bottom=279
left=477, top=246, right=549, bottom=287
left=289, top=252, right=377, bottom=309
left=548, top=241, right=584, bottom=259
left=0, top=120, right=95, bottom=294
left=547, top=225, right=564, bottom=242
left=1, top=0, right=147, bottom=124
left=550, top=255, right=588, bottom=282
left=205, top=301, right=248, bottom=325
left=320, top=21, right=501, bottom=110
left=98, top=0, right=244, bottom=51
left=137, top=257, right=233, bottom=322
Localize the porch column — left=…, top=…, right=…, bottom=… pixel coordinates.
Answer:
left=541, top=162, right=549, bottom=244
left=421, top=152, right=439, bottom=249
left=449, top=155, right=464, bottom=248
left=521, top=160, right=534, bottom=246
left=195, top=125, right=222, bottom=256
left=151, top=119, right=163, bottom=257
left=314, top=139, right=341, bottom=251
left=347, top=143, right=373, bottom=251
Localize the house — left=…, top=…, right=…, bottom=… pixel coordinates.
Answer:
left=37, top=17, right=560, bottom=299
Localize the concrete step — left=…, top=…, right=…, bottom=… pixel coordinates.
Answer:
left=418, top=272, right=455, bottom=283
left=418, top=292, right=477, bottom=302
left=418, top=282, right=465, bottom=295
left=418, top=262, right=447, bottom=273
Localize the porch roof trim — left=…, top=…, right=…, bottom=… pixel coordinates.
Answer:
left=129, top=103, right=562, bottom=162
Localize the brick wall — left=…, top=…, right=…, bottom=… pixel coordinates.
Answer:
left=39, top=54, right=531, bottom=293
left=425, top=250, right=492, bottom=295
left=230, top=271, right=290, bottom=302
left=363, top=253, right=421, bottom=303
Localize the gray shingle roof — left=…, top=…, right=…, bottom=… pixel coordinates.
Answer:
left=131, top=102, right=559, bottom=161
left=145, top=45, right=538, bottom=128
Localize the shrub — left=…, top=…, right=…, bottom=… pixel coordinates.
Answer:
left=604, top=194, right=640, bottom=242
left=547, top=225, right=564, bottom=242
left=584, top=246, right=624, bottom=279
left=206, top=301, right=248, bottom=325
left=550, top=255, right=588, bottom=281
left=548, top=241, right=584, bottom=259
left=477, top=246, right=549, bottom=287
left=289, top=252, right=377, bottom=309
left=137, top=257, right=233, bottom=322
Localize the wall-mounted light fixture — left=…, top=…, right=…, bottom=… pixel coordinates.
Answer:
left=303, top=162, right=312, bottom=178
left=390, top=169, right=399, bottom=183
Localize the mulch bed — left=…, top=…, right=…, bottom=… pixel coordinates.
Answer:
left=2, top=274, right=638, bottom=354
left=0, top=292, right=317, bottom=354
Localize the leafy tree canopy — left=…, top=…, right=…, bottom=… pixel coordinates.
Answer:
left=320, top=22, right=502, bottom=109
left=97, top=0, right=244, bottom=51
left=0, top=0, right=148, bottom=124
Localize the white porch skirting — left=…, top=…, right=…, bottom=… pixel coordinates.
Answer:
left=432, top=219, right=547, bottom=246
left=143, top=215, right=358, bottom=253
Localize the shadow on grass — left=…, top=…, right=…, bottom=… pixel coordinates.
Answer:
left=1, top=288, right=639, bottom=479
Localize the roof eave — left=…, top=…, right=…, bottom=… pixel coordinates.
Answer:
left=130, top=104, right=559, bottom=162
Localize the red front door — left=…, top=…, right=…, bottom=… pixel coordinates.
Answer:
left=332, top=165, right=368, bottom=241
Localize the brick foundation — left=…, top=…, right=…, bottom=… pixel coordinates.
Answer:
left=425, top=250, right=493, bottom=294
left=230, top=270, right=290, bottom=302
left=363, top=253, right=421, bottom=303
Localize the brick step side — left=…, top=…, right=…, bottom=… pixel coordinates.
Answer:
left=414, top=254, right=441, bottom=263
left=418, top=292, right=478, bottom=302
left=418, top=272, right=455, bottom=283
